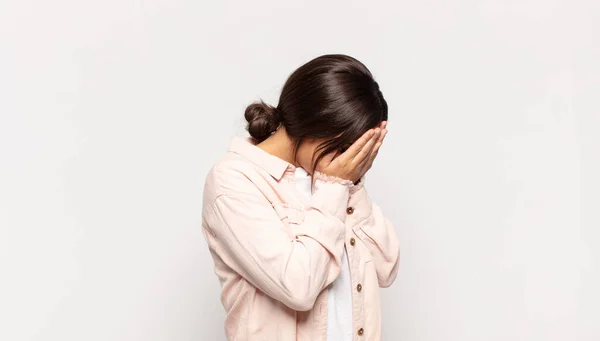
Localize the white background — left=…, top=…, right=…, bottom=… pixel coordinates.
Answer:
left=1, top=0, right=599, bottom=340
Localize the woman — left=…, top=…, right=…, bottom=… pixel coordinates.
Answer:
left=202, top=54, right=400, bottom=341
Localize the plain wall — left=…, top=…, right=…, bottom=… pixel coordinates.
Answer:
left=1, top=0, right=599, bottom=340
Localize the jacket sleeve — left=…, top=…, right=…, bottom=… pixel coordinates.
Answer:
left=348, top=182, right=400, bottom=288
left=203, top=173, right=352, bottom=311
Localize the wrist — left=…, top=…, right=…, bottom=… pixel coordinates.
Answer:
left=350, top=176, right=365, bottom=194
left=313, top=171, right=354, bottom=187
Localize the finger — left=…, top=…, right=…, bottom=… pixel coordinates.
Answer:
left=380, top=121, right=388, bottom=129
left=353, top=129, right=380, bottom=163
left=361, top=142, right=381, bottom=171
left=377, top=128, right=387, bottom=144
left=368, top=132, right=386, bottom=162
left=367, top=142, right=383, bottom=167
left=371, top=141, right=383, bottom=157
left=367, top=156, right=376, bottom=170
left=361, top=126, right=386, bottom=170
left=337, top=129, right=375, bottom=161
left=358, top=151, right=377, bottom=177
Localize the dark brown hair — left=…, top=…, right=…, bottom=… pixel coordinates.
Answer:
left=244, top=54, right=388, bottom=171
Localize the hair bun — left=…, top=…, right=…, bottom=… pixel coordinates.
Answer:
left=244, top=101, right=282, bottom=142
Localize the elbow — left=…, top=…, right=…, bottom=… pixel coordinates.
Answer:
left=378, top=250, right=400, bottom=288
left=281, top=291, right=319, bottom=311
left=378, top=273, right=397, bottom=288
left=277, top=277, right=323, bottom=311
left=251, top=279, right=321, bottom=311
left=276, top=261, right=337, bottom=311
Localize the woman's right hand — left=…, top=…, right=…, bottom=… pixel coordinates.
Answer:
left=316, top=122, right=388, bottom=183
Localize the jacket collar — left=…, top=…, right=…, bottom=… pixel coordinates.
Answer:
left=228, top=136, right=293, bottom=181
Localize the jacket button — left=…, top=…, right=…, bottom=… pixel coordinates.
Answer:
left=358, top=328, right=364, bottom=336
left=357, top=283, right=362, bottom=292
left=346, top=207, right=354, bottom=215
left=349, top=237, right=356, bottom=246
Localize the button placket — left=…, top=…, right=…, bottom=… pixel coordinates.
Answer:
left=347, top=232, right=366, bottom=339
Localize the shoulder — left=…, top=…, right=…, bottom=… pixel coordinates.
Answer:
left=203, top=152, right=267, bottom=204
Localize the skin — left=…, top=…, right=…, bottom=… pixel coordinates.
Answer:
left=258, top=121, right=388, bottom=183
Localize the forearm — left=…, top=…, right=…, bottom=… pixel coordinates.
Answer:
left=347, top=183, right=400, bottom=287
left=205, top=176, right=352, bottom=311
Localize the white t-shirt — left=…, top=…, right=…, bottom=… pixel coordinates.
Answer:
left=294, top=167, right=353, bottom=341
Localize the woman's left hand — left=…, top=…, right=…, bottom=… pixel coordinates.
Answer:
left=355, top=121, right=387, bottom=181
